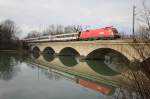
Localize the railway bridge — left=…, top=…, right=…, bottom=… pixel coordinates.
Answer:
left=25, top=40, right=150, bottom=67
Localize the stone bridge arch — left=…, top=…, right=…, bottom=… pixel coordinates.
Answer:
left=59, top=47, right=80, bottom=56
left=32, top=46, right=40, bottom=53
left=28, top=41, right=146, bottom=63
left=43, top=47, right=55, bottom=54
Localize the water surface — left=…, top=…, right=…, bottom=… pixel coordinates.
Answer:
left=0, top=52, right=149, bottom=99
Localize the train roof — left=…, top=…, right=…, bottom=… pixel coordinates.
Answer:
left=84, top=26, right=115, bottom=32
left=53, top=32, right=78, bottom=36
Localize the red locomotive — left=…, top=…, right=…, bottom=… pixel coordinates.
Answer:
left=79, top=26, right=120, bottom=40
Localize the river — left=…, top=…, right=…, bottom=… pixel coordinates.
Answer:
left=0, top=52, right=149, bottom=99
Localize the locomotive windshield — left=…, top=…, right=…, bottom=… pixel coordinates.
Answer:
left=112, top=28, right=118, bottom=34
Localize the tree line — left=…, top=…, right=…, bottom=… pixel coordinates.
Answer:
left=25, top=25, right=84, bottom=39
left=0, top=20, right=21, bottom=50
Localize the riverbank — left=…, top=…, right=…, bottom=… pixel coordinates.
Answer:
left=0, top=50, right=18, bottom=52
left=0, top=50, right=25, bottom=54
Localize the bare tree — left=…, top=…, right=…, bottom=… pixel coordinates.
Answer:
left=25, top=30, right=40, bottom=38
left=56, top=25, right=64, bottom=34
left=0, top=20, right=17, bottom=39
left=136, top=0, right=150, bottom=40
left=42, top=24, right=83, bottom=36
left=45, top=24, right=58, bottom=35
left=64, top=25, right=74, bottom=33
left=64, top=25, right=83, bottom=33
left=0, top=19, right=20, bottom=49
left=141, top=0, right=150, bottom=30
left=72, top=25, right=83, bottom=32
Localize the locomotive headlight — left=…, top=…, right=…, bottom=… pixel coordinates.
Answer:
left=108, top=30, right=113, bottom=35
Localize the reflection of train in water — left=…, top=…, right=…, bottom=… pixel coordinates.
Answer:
left=40, top=67, right=115, bottom=95
left=24, top=26, right=120, bottom=42
left=78, top=79, right=113, bottom=95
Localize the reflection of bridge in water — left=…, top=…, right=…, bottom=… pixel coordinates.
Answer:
left=33, top=60, right=146, bottom=99
left=27, top=52, right=139, bottom=89
left=26, top=54, right=149, bottom=99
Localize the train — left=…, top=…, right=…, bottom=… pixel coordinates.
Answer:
left=24, top=26, right=120, bottom=42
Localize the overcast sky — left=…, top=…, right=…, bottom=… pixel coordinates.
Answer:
left=0, top=0, right=149, bottom=38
